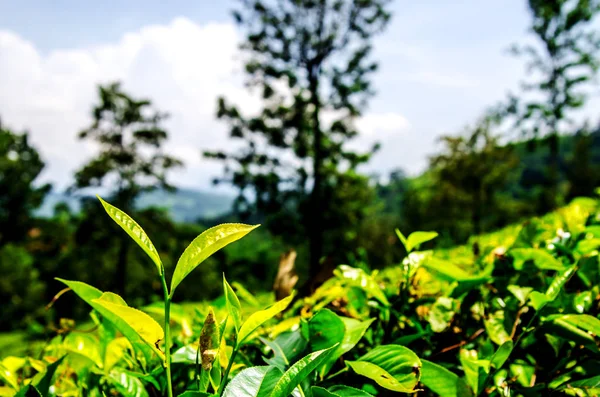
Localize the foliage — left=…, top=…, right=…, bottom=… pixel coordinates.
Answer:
left=507, top=0, right=600, bottom=211
left=0, top=124, right=51, bottom=245
left=205, top=0, right=392, bottom=280
left=429, top=116, right=519, bottom=236
left=2, top=193, right=600, bottom=396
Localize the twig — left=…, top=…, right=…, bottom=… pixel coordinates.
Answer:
left=435, top=328, right=485, bottom=356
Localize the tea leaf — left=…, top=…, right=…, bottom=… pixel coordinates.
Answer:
left=171, top=223, right=259, bottom=295
left=97, top=196, right=162, bottom=275
left=237, top=293, right=294, bottom=345
left=223, top=275, right=242, bottom=333
left=271, top=345, right=337, bottom=397
left=348, top=344, right=422, bottom=393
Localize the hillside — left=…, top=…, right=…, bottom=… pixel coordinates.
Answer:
left=36, top=188, right=235, bottom=223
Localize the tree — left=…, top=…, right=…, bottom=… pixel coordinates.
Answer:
left=0, top=119, right=51, bottom=245
left=566, top=125, right=600, bottom=199
left=72, top=82, right=183, bottom=297
left=205, top=0, right=392, bottom=281
left=509, top=0, right=600, bottom=211
left=429, top=117, right=518, bottom=237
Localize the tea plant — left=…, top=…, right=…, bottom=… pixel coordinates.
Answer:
left=1, top=196, right=600, bottom=396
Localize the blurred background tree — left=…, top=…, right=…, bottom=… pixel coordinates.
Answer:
left=0, top=121, right=50, bottom=329
left=508, top=0, right=600, bottom=212
left=205, top=0, right=392, bottom=285
left=71, top=82, right=183, bottom=297
left=0, top=121, right=51, bottom=245
left=430, top=117, right=519, bottom=237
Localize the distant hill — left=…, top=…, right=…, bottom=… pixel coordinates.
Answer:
left=37, top=188, right=235, bottom=223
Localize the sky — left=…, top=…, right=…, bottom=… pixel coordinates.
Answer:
left=0, top=0, right=534, bottom=192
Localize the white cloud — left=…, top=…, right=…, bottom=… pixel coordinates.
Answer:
left=0, top=17, right=410, bottom=191
left=356, top=113, right=410, bottom=136
left=0, top=18, right=252, bottom=191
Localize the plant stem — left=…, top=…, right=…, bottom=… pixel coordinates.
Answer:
left=217, top=340, right=238, bottom=397
left=161, top=274, right=174, bottom=397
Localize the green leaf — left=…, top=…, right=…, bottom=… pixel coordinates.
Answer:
left=56, top=279, right=159, bottom=360
left=406, top=231, right=439, bottom=252
left=178, top=392, right=212, bottom=397
left=396, top=230, right=438, bottom=252
left=328, top=385, right=374, bottom=396
left=92, top=294, right=164, bottom=349
left=428, top=297, right=457, bottom=333
left=171, top=223, right=259, bottom=295
left=97, top=196, right=162, bottom=275
left=334, top=265, right=389, bottom=305
left=549, top=314, right=600, bottom=335
left=420, top=359, right=460, bottom=397
left=232, top=281, right=261, bottom=307
left=222, top=366, right=284, bottom=397
left=422, top=257, right=490, bottom=282
left=308, top=309, right=345, bottom=352
left=507, top=285, right=533, bottom=305
left=490, top=340, right=513, bottom=370
left=395, top=229, right=408, bottom=250
left=261, top=330, right=308, bottom=370
left=0, top=362, right=18, bottom=390
left=546, top=263, right=578, bottom=301
left=312, top=387, right=338, bottom=397
left=459, top=349, right=488, bottom=395
left=510, top=248, right=565, bottom=270
left=63, top=333, right=103, bottom=367
left=237, top=293, right=294, bottom=346
left=312, top=386, right=375, bottom=396
left=484, top=310, right=511, bottom=345
left=107, top=368, right=150, bottom=397
left=347, top=344, right=422, bottom=393
left=270, top=345, right=338, bottom=397
left=529, top=263, right=579, bottom=311
left=223, top=275, right=242, bottom=333
left=528, top=291, right=549, bottom=311
left=14, top=385, right=42, bottom=397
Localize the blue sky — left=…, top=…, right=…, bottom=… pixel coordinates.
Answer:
left=0, top=0, right=535, bottom=191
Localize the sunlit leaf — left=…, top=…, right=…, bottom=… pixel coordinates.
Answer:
left=270, top=345, right=337, bottom=397
left=428, top=297, right=457, bottom=333
left=222, top=366, right=285, bottom=397
left=484, top=310, right=511, bottom=345
left=334, top=265, right=389, bottom=305
left=421, top=359, right=460, bottom=397
left=97, top=196, right=162, bottom=275
left=490, top=341, right=513, bottom=370
left=56, top=279, right=159, bottom=360
left=224, top=275, right=242, bottom=333
left=171, top=223, right=260, bottom=295
left=347, top=345, right=421, bottom=393
left=406, top=231, right=439, bottom=252
left=92, top=295, right=164, bottom=350
left=107, top=368, right=150, bottom=397
left=237, top=293, right=294, bottom=346
left=510, top=248, right=564, bottom=270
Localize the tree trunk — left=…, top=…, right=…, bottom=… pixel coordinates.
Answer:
left=472, top=187, right=482, bottom=236
left=308, top=65, right=324, bottom=283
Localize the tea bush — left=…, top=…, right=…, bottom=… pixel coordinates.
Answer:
left=1, top=196, right=599, bottom=396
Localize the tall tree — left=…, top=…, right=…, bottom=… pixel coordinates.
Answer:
left=509, top=0, right=600, bottom=211
left=430, top=117, right=518, bottom=237
left=0, top=119, right=51, bottom=245
left=206, top=0, right=391, bottom=281
left=565, top=126, right=599, bottom=199
left=73, top=82, right=182, bottom=297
